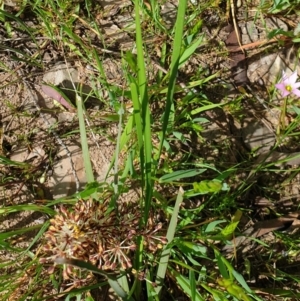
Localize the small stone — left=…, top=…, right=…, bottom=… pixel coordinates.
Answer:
left=43, top=62, right=78, bottom=87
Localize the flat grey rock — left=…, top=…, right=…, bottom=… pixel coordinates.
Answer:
left=242, top=119, right=275, bottom=154
left=48, top=142, right=86, bottom=199
left=242, top=119, right=300, bottom=166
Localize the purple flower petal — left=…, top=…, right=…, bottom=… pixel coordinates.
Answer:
left=275, top=83, right=285, bottom=90
left=289, top=71, right=298, bottom=85
left=293, top=82, right=300, bottom=89
left=292, top=88, right=300, bottom=97
left=281, top=90, right=290, bottom=97
left=275, top=70, right=300, bottom=98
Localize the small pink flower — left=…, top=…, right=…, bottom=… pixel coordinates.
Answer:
left=275, top=71, right=300, bottom=98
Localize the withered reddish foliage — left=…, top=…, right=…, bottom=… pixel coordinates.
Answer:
left=40, top=198, right=166, bottom=282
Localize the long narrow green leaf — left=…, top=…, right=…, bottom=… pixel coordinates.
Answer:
left=22, top=220, right=50, bottom=255
left=155, top=187, right=184, bottom=295
left=159, top=168, right=207, bottom=183
left=179, top=35, right=204, bottom=67
left=0, top=204, right=55, bottom=215
left=0, top=225, right=44, bottom=240
left=76, top=94, right=94, bottom=183
left=169, top=268, right=205, bottom=301
left=112, top=105, right=125, bottom=197
left=157, top=0, right=187, bottom=163
left=61, top=25, right=84, bottom=47
left=112, top=105, right=130, bottom=295
left=189, top=269, right=196, bottom=301
left=132, top=3, right=152, bottom=296
left=76, top=86, right=131, bottom=297
left=106, top=114, right=134, bottom=178
left=0, top=156, right=30, bottom=167
left=134, top=0, right=153, bottom=223
left=201, top=283, right=230, bottom=301
left=0, top=10, right=37, bottom=42
left=131, top=82, right=143, bottom=159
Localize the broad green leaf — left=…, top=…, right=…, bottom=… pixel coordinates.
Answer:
left=193, top=180, right=222, bottom=194
left=205, top=220, right=227, bottom=232
left=221, top=221, right=240, bottom=238
left=221, top=209, right=243, bottom=238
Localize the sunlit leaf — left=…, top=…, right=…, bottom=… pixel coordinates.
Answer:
left=193, top=180, right=222, bottom=194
